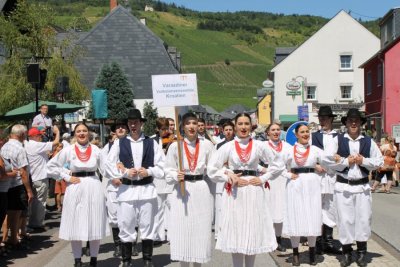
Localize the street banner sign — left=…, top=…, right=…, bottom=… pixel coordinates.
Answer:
left=151, top=74, right=198, bottom=107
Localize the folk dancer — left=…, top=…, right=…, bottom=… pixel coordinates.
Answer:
left=106, top=109, right=165, bottom=267
left=323, top=109, right=383, bottom=267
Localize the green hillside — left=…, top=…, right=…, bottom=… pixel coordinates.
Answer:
left=35, top=0, right=380, bottom=112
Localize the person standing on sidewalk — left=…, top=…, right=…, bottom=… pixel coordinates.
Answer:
left=1, top=125, right=33, bottom=249
left=32, top=104, right=53, bottom=142
left=323, top=109, right=383, bottom=267
left=311, top=106, right=341, bottom=255
left=47, top=123, right=109, bottom=267
left=25, top=125, right=60, bottom=230
left=106, top=109, right=165, bottom=267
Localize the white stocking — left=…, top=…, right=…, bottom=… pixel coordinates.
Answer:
left=245, top=255, right=256, bottom=267
left=232, top=253, right=244, bottom=267
left=71, top=241, right=82, bottom=259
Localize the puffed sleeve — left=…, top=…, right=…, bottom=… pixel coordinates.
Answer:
left=258, top=142, right=286, bottom=182
left=146, top=140, right=165, bottom=179
left=47, top=147, right=72, bottom=182
left=207, top=143, right=232, bottom=183
left=164, top=142, right=179, bottom=184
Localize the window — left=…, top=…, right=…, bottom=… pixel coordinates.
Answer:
left=367, top=71, right=372, bottom=95
left=377, top=64, right=383, bottom=86
left=340, top=85, right=352, bottom=99
left=306, top=86, right=316, bottom=100
left=340, top=55, right=352, bottom=70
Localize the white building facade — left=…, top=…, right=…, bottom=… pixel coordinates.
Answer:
left=271, top=10, right=380, bottom=127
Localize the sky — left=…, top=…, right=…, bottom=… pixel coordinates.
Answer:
left=161, top=0, right=400, bottom=21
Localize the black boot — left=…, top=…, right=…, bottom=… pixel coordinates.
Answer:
left=309, top=247, right=317, bottom=265
left=121, top=242, right=133, bottom=267
left=142, top=239, right=154, bottom=267
left=74, top=258, right=82, bottom=267
left=276, top=236, right=286, bottom=252
left=111, top=228, right=121, bottom=257
left=340, top=244, right=353, bottom=267
left=132, top=241, right=139, bottom=256
left=89, top=257, right=97, bottom=267
left=292, top=247, right=300, bottom=266
left=316, top=235, right=323, bottom=255
left=323, top=224, right=341, bottom=254
left=356, top=241, right=367, bottom=267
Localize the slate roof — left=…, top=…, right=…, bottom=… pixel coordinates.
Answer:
left=274, top=46, right=296, bottom=65
left=73, top=6, right=178, bottom=99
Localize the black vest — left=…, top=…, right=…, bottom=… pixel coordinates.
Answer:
left=216, top=139, right=228, bottom=150
left=336, top=134, right=371, bottom=177
left=119, top=136, right=154, bottom=169
left=312, top=131, right=338, bottom=150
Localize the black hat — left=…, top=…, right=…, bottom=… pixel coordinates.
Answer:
left=217, top=118, right=231, bottom=126
left=317, top=106, right=337, bottom=117
left=110, top=119, right=128, bottom=132
left=341, top=108, right=367, bottom=125
left=127, top=109, right=146, bottom=122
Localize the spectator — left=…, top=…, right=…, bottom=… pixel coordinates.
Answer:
left=32, top=104, right=53, bottom=141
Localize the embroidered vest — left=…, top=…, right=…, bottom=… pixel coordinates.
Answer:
left=336, top=134, right=371, bottom=177
left=119, top=136, right=154, bottom=169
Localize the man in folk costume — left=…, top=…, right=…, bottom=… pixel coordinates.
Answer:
left=100, top=120, right=129, bottom=258
left=311, top=106, right=341, bottom=255
left=323, top=109, right=383, bottom=267
left=106, top=109, right=165, bottom=267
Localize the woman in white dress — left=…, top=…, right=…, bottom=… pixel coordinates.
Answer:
left=165, top=112, right=215, bottom=267
left=280, top=123, right=324, bottom=266
left=47, top=123, right=109, bottom=267
left=263, top=123, right=292, bottom=252
left=207, top=113, right=278, bottom=267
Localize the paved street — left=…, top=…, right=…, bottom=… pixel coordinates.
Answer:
left=1, top=186, right=399, bottom=267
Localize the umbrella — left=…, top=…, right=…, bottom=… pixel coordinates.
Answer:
left=0, top=100, right=85, bottom=120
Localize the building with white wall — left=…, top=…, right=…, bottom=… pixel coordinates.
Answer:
left=270, top=10, right=380, bottom=127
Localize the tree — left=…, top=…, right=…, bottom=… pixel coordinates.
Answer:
left=94, top=62, right=135, bottom=120
left=0, top=0, right=89, bottom=115
left=142, top=101, right=158, bottom=136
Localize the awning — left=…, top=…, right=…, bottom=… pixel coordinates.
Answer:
left=279, top=114, right=298, bottom=122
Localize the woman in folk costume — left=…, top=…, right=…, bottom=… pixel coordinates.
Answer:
left=165, top=112, right=215, bottom=266
left=47, top=123, right=109, bottom=267
left=207, top=113, right=278, bottom=267
left=280, top=123, right=325, bottom=266
left=262, top=122, right=292, bottom=252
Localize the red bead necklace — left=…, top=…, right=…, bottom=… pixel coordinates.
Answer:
left=293, top=144, right=310, bottom=166
left=268, top=140, right=282, bottom=152
left=235, top=138, right=253, bottom=163
left=183, top=138, right=200, bottom=172
left=75, top=144, right=92, bottom=162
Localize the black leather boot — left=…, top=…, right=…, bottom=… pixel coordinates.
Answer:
left=89, top=257, right=97, bottom=267
left=111, top=228, right=121, bottom=257
left=316, top=235, right=323, bottom=255
left=142, top=239, right=154, bottom=267
left=309, top=247, right=317, bottom=265
left=340, top=244, right=353, bottom=267
left=276, top=236, right=286, bottom=252
left=292, top=247, right=300, bottom=266
left=356, top=241, right=367, bottom=267
left=121, top=242, right=133, bottom=267
left=74, top=258, right=82, bottom=267
left=323, top=224, right=341, bottom=254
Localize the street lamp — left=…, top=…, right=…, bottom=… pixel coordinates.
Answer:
left=293, top=76, right=307, bottom=106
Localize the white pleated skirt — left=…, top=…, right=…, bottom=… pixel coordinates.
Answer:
left=216, top=177, right=277, bottom=255
left=59, top=176, right=109, bottom=241
left=169, top=180, right=213, bottom=263
left=266, top=175, right=287, bottom=223
left=283, top=173, right=322, bottom=237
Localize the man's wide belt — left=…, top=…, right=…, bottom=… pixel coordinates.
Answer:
left=233, top=170, right=257, bottom=176
left=184, top=175, right=203, bottom=181
left=336, top=176, right=369, bottom=185
left=71, top=171, right=96, bottom=177
left=290, top=168, right=315, bottom=174
left=121, top=176, right=153, bottom=186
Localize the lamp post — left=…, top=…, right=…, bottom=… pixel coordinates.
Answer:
left=294, top=76, right=307, bottom=106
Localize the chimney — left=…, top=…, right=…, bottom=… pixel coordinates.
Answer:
left=110, top=0, right=118, bottom=12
